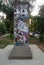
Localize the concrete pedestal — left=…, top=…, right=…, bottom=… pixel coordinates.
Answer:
left=9, top=44, right=32, bottom=59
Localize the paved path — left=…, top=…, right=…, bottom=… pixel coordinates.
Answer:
left=0, top=44, right=44, bottom=65
left=1, top=34, right=10, bottom=37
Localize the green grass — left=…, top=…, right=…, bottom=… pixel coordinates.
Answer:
left=0, top=34, right=44, bottom=49
left=29, top=35, right=44, bottom=45
left=29, top=36, right=39, bottom=44
left=0, top=34, right=14, bottom=48
left=0, top=39, right=13, bottom=49
left=5, top=34, right=14, bottom=40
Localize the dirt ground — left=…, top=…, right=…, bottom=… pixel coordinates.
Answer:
left=30, top=36, right=44, bottom=52
left=0, top=36, right=44, bottom=52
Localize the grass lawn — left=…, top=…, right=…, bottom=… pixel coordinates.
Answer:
left=5, top=34, right=14, bottom=40
left=0, top=34, right=44, bottom=49
left=0, top=37, right=14, bottom=49
left=29, top=36, right=44, bottom=52
left=29, top=36, right=39, bottom=44
left=29, top=36, right=44, bottom=45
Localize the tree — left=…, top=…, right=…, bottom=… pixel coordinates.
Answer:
left=0, top=0, right=14, bottom=36
left=39, top=5, right=44, bottom=33
left=3, top=19, right=10, bottom=33
left=32, top=16, right=44, bottom=33
left=0, top=0, right=36, bottom=36
left=39, top=5, right=44, bottom=17
left=0, top=0, right=3, bottom=11
left=39, top=17, right=44, bottom=34
left=0, top=22, right=7, bottom=35
left=2, top=5, right=14, bottom=36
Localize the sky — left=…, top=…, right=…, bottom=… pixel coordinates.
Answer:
left=31, top=0, right=44, bottom=16
left=0, top=12, right=6, bottom=19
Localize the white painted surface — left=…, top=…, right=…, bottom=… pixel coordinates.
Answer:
left=0, top=45, right=44, bottom=65
left=17, top=20, right=28, bottom=33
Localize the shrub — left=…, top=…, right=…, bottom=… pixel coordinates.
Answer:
left=0, top=22, right=7, bottom=35
left=39, top=34, right=44, bottom=42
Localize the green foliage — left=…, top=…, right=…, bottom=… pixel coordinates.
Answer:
left=39, top=17, right=44, bottom=33
left=0, top=22, right=7, bottom=35
left=2, top=4, right=14, bottom=20
left=30, top=16, right=39, bottom=32
left=39, top=34, right=44, bottom=42
left=31, top=16, right=44, bottom=42
left=4, top=19, right=10, bottom=32
left=32, top=16, right=44, bottom=33
left=5, top=34, right=14, bottom=40
left=0, top=0, right=2, bottom=11
left=0, top=39, right=13, bottom=48
left=0, top=0, right=35, bottom=35
left=2, top=5, right=14, bottom=34
left=39, top=5, right=44, bottom=17
left=0, top=0, right=14, bottom=35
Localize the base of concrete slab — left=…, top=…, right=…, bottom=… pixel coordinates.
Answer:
left=9, top=44, right=32, bottom=59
